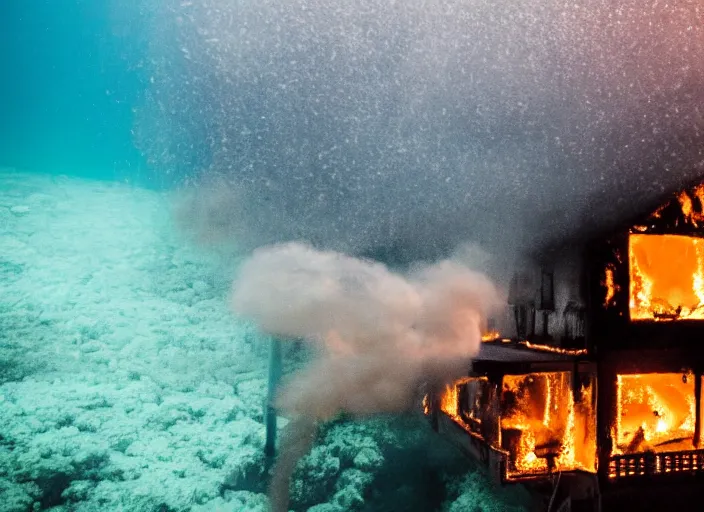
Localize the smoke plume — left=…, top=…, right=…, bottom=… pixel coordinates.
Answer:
left=267, top=418, right=317, bottom=512
left=231, top=242, right=503, bottom=509
left=232, top=242, right=502, bottom=418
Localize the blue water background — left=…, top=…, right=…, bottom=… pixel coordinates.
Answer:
left=0, top=1, right=148, bottom=184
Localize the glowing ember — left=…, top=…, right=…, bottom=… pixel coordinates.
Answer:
left=629, top=234, right=704, bottom=321
left=481, top=330, right=501, bottom=342
left=519, top=341, right=587, bottom=356
left=613, top=372, right=696, bottom=455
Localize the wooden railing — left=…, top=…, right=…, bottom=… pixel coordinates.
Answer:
left=609, top=450, right=704, bottom=479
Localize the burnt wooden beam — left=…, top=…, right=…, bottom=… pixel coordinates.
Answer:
left=696, top=371, right=702, bottom=449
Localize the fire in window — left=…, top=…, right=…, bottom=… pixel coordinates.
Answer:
left=613, top=372, right=696, bottom=455
left=500, top=372, right=596, bottom=479
left=629, top=234, right=704, bottom=321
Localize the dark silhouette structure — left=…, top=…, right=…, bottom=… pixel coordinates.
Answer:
left=427, top=178, right=704, bottom=511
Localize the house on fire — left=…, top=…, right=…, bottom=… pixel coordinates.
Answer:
left=425, top=179, right=704, bottom=511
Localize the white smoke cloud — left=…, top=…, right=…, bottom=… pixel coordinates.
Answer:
left=231, top=242, right=503, bottom=419
left=230, top=242, right=503, bottom=511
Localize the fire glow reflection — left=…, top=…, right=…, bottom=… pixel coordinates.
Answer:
left=629, top=234, right=704, bottom=321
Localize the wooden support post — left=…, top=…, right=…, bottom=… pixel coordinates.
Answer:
left=695, top=371, right=701, bottom=448
left=265, top=337, right=283, bottom=459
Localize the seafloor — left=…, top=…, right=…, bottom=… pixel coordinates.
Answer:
left=0, top=169, right=529, bottom=511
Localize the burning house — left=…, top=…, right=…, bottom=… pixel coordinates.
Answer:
left=425, top=180, right=704, bottom=511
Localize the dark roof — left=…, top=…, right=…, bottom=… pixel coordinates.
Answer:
left=474, top=341, right=585, bottom=364
left=533, top=174, right=704, bottom=262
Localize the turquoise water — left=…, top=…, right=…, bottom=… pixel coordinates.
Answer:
left=0, top=1, right=147, bottom=182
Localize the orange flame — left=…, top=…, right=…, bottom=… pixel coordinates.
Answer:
left=481, top=330, right=501, bottom=341
left=438, top=379, right=474, bottom=425
left=520, top=341, right=587, bottom=356
left=501, top=372, right=596, bottom=477
left=613, top=372, right=696, bottom=456
left=647, top=183, right=704, bottom=226
left=677, top=184, right=704, bottom=227
left=629, top=234, right=704, bottom=321
left=436, top=372, right=596, bottom=479
left=603, top=264, right=618, bottom=308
